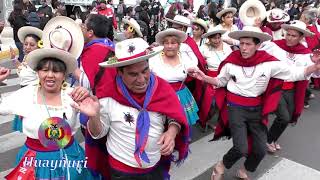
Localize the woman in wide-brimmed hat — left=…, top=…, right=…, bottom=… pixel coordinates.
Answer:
left=1, top=48, right=96, bottom=179
left=149, top=28, right=199, bottom=128
left=122, top=17, right=144, bottom=39
left=191, top=18, right=208, bottom=47
left=10, top=26, right=43, bottom=132
left=215, top=7, right=239, bottom=47
left=200, top=27, right=232, bottom=77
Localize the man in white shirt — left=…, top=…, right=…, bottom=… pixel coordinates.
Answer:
left=259, top=20, right=319, bottom=152
left=74, top=38, right=190, bottom=179
left=188, top=26, right=320, bottom=179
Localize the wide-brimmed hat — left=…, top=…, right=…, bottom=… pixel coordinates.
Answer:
left=42, top=16, right=84, bottom=59
left=216, top=7, right=237, bottom=19
left=281, top=20, right=314, bottom=37
left=202, top=27, right=227, bottom=39
left=18, top=26, right=43, bottom=43
left=123, top=18, right=143, bottom=37
left=99, top=38, right=162, bottom=68
left=228, top=26, right=272, bottom=42
left=165, top=15, right=191, bottom=27
left=155, top=28, right=187, bottom=45
left=239, top=0, right=266, bottom=26
left=266, top=8, right=290, bottom=23
left=26, top=48, right=77, bottom=74
left=192, top=18, right=208, bottom=32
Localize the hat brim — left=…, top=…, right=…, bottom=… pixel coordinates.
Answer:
left=202, top=30, right=227, bottom=38
left=281, top=24, right=314, bottom=37
left=123, top=18, right=143, bottom=37
left=18, top=26, right=43, bottom=43
left=216, top=8, right=237, bottom=19
left=228, top=30, right=272, bottom=42
left=42, top=16, right=84, bottom=59
left=239, top=1, right=266, bottom=26
left=26, top=48, right=77, bottom=74
left=155, top=29, right=187, bottom=45
left=192, top=20, right=208, bottom=32
left=99, top=46, right=163, bottom=68
left=266, top=10, right=290, bottom=23
left=165, top=17, right=191, bottom=27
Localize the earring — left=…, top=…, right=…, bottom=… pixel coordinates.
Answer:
left=161, top=51, right=164, bottom=56
left=61, top=81, right=68, bottom=90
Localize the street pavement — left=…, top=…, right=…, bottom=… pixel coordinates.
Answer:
left=0, top=62, right=320, bottom=180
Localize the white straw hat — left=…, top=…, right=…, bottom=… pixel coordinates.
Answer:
left=239, top=0, right=266, bottom=26
left=266, top=8, right=290, bottom=23
left=165, top=15, right=191, bottom=27
left=43, top=16, right=84, bottom=59
left=123, top=18, right=143, bottom=37
left=99, top=38, right=163, bottom=68
left=26, top=48, right=77, bottom=74
left=281, top=20, right=314, bottom=37
left=18, top=26, right=43, bottom=43
left=155, top=28, right=187, bottom=45
left=216, top=7, right=237, bottom=19
left=228, top=26, right=272, bottom=42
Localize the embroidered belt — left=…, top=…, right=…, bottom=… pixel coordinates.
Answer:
left=108, top=155, right=158, bottom=174
left=25, top=137, right=74, bottom=152
left=227, top=91, right=262, bottom=107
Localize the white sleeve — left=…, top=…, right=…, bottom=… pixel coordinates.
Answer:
left=0, top=93, right=15, bottom=115
left=87, top=98, right=111, bottom=139
left=216, top=64, right=231, bottom=87
left=79, top=69, right=91, bottom=90
left=180, top=43, right=198, bottom=67
left=270, top=61, right=308, bottom=81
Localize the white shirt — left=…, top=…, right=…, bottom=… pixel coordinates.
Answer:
left=272, top=29, right=285, bottom=40
left=89, top=97, right=166, bottom=168
left=0, top=85, right=79, bottom=139
left=179, top=43, right=199, bottom=67
left=216, top=61, right=307, bottom=97
left=260, top=41, right=320, bottom=78
left=149, top=53, right=197, bottom=83
left=18, top=63, right=38, bottom=86
left=200, top=42, right=232, bottom=71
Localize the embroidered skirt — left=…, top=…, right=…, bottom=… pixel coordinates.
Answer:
left=176, top=87, right=199, bottom=125
left=13, top=139, right=96, bottom=180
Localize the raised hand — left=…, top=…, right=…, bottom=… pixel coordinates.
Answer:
left=69, top=86, right=90, bottom=102
left=187, top=67, right=207, bottom=81
left=0, top=67, right=10, bottom=82
left=71, top=96, right=100, bottom=117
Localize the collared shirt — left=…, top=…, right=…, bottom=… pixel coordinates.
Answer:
left=88, top=97, right=166, bottom=168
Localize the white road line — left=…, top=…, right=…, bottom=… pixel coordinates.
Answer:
left=258, top=158, right=320, bottom=180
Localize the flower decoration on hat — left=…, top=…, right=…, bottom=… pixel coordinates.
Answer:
left=37, top=39, right=44, bottom=48
left=128, top=43, right=136, bottom=54
left=107, top=56, right=119, bottom=64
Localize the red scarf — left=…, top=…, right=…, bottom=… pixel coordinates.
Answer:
left=273, top=39, right=310, bottom=123
left=273, top=39, right=312, bottom=54
left=85, top=74, right=189, bottom=179
left=306, top=25, right=320, bottom=50
left=213, top=50, right=283, bottom=141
